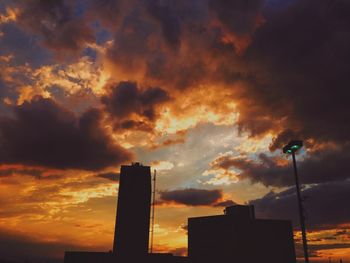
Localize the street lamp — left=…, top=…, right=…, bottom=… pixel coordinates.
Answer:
left=283, top=140, right=309, bottom=263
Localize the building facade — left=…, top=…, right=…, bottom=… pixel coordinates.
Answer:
left=113, top=163, right=152, bottom=260
left=188, top=205, right=296, bottom=263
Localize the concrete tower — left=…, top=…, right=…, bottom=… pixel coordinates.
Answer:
left=113, top=163, right=152, bottom=260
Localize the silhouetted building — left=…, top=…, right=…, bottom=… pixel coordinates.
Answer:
left=148, top=253, right=188, bottom=263
left=64, top=163, right=188, bottom=263
left=188, top=205, right=296, bottom=263
left=224, top=204, right=255, bottom=219
left=64, top=251, right=187, bottom=263
left=64, top=251, right=113, bottom=263
left=65, top=164, right=296, bottom=263
left=64, top=163, right=151, bottom=263
left=113, top=163, right=152, bottom=260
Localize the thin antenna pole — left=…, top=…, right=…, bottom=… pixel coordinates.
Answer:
left=150, top=169, right=156, bottom=253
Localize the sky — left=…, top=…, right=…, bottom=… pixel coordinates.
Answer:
left=0, top=0, right=349, bottom=262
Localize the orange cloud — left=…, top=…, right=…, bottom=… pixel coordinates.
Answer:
left=0, top=6, right=18, bottom=25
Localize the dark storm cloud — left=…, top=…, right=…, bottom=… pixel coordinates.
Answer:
left=211, top=154, right=293, bottom=187
left=87, top=0, right=121, bottom=29
left=101, top=81, right=170, bottom=121
left=147, top=0, right=182, bottom=48
left=15, top=0, right=94, bottom=52
left=1, top=0, right=348, bottom=187
left=159, top=188, right=224, bottom=206
left=0, top=97, right=132, bottom=170
left=236, top=0, right=350, bottom=145
left=0, top=73, right=8, bottom=98
left=96, top=172, right=120, bottom=181
left=5, top=0, right=349, bottom=149
left=103, top=0, right=214, bottom=90
left=250, top=180, right=350, bottom=230
left=105, top=10, right=155, bottom=72
left=211, top=144, right=350, bottom=187
left=209, top=0, right=265, bottom=35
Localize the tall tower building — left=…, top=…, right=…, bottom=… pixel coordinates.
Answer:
left=113, top=163, right=152, bottom=260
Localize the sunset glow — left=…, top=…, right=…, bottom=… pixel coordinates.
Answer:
left=0, top=0, right=349, bottom=262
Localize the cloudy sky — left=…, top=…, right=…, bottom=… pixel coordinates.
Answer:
left=0, top=0, right=349, bottom=262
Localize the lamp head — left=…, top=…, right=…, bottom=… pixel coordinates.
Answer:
left=283, top=140, right=303, bottom=154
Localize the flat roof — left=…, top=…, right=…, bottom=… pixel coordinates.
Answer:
left=188, top=214, right=291, bottom=223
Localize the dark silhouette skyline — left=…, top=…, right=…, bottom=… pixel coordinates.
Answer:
left=64, top=163, right=297, bottom=263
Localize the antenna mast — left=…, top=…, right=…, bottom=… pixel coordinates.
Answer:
left=150, top=169, right=156, bottom=253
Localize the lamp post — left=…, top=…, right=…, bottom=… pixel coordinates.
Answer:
left=283, top=140, right=309, bottom=263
